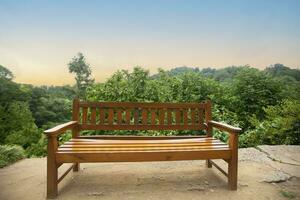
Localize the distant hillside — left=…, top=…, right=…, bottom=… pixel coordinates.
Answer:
left=264, top=64, right=300, bottom=81
left=152, top=64, right=300, bottom=82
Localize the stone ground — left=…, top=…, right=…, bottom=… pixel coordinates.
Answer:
left=0, top=145, right=299, bottom=200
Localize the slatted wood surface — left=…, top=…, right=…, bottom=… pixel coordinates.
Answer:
left=77, top=101, right=208, bottom=130
left=56, top=137, right=230, bottom=163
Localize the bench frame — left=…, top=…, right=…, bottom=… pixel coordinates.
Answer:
left=45, top=99, right=241, bottom=198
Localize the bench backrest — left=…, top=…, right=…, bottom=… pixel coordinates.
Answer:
left=73, top=99, right=212, bottom=131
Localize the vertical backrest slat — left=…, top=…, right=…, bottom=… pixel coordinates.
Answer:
left=90, top=107, right=96, bottom=124
left=198, top=108, right=204, bottom=125
left=159, top=109, right=165, bottom=125
left=99, top=108, right=105, bottom=124
left=191, top=108, right=196, bottom=125
left=117, top=109, right=123, bottom=124
left=108, top=109, right=114, bottom=125
left=142, top=109, right=148, bottom=125
left=134, top=108, right=139, bottom=125
left=125, top=109, right=131, bottom=124
left=82, top=107, right=88, bottom=124
left=72, top=99, right=80, bottom=138
left=183, top=109, right=188, bottom=125
left=205, top=100, right=213, bottom=136
left=72, top=99, right=80, bottom=121
left=175, top=109, right=181, bottom=125
left=167, top=109, right=172, bottom=125
left=151, top=109, right=156, bottom=125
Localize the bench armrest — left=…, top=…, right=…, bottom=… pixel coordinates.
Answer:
left=208, top=120, right=241, bottom=150
left=44, top=121, right=79, bottom=137
left=208, top=120, right=242, bottom=134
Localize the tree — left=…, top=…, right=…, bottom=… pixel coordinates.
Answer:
left=86, top=67, right=150, bottom=102
left=1, top=102, right=40, bottom=148
left=229, top=67, right=283, bottom=129
left=68, top=53, right=94, bottom=98
left=28, top=86, right=73, bottom=128
left=239, top=100, right=300, bottom=146
left=0, top=78, right=31, bottom=106
left=265, top=63, right=300, bottom=81
left=0, top=65, right=14, bottom=80
left=209, top=66, right=248, bottom=82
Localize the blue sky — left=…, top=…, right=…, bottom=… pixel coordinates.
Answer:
left=0, top=0, right=299, bottom=85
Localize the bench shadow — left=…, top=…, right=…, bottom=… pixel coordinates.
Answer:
left=58, top=161, right=228, bottom=198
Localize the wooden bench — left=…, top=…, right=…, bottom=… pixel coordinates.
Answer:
left=44, top=99, right=241, bottom=198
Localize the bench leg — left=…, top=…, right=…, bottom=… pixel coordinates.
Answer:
left=47, top=136, right=58, bottom=198
left=73, top=163, right=80, bottom=172
left=47, top=161, right=58, bottom=198
left=206, top=159, right=212, bottom=168
left=228, top=132, right=238, bottom=190
left=228, top=157, right=237, bottom=190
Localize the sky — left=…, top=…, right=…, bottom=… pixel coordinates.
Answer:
left=0, top=0, right=300, bottom=85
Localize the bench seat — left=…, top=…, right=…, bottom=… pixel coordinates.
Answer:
left=56, top=137, right=231, bottom=163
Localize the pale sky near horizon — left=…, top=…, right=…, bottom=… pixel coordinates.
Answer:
left=0, top=0, right=300, bottom=86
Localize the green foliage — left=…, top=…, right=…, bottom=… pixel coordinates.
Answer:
left=0, top=145, right=25, bottom=168
left=68, top=52, right=94, bottom=98
left=239, top=100, right=300, bottom=147
left=87, top=67, right=222, bottom=103
left=0, top=77, right=31, bottom=105
left=87, top=67, right=237, bottom=136
left=163, top=65, right=248, bottom=82
left=146, top=69, right=176, bottom=102
left=205, top=66, right=247, bottom=82
left=212, top=104, right=240, bottom=142
left=3, top=102, right=40, bottom=148
left=86, top=66, right=300, bottom=142
left=29, top=86, right=73, bottom=128
left=88, top=67, right=154, bottom=102
left=280, top=190, right=296, bottom=199
left=0, top=65, right=75, bottom=158
left=265, top=63, right=300, bottom=81
left=58, top=131, right=72, bottom=144
left=228, top=67, right=283, bottom=129
left=176, top=72, right=221, bottom=102
left=0, top=65, right=14, bottom=80
left=1, top=62, right=300, bottom=166
left=25, top=135, right=47, bottom=157
left=151, top=66, right=200, bottom=77
left=275, top=77, right=300, bottom=101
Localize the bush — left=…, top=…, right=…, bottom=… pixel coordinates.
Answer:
left=239, top=100, right=300, bottom=147
left=25, top=135, right=47, bottom=157
left=3, top=102, right=40, bottom=148
left=0, top=145, right=25, bottom=168
left=211, top=104, right=240, bottom=143
left=228, top=67, right=283, bottom=130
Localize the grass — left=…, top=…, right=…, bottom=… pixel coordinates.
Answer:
left=0, top=145, right=25, bottom=168
left=280, top=190, right=296, bottom=199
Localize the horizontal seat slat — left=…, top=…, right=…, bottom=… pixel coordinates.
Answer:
left=58, top=148, right=229, bottom=153
left=60, top=138, right=227, bottom=149
left=58, top=145, right=229, bottom=151
left=56, top=149, right=231, bottom=163
left=57, top=148, right=230, bottom=153
left=60, top=142, right=226, bottom=148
